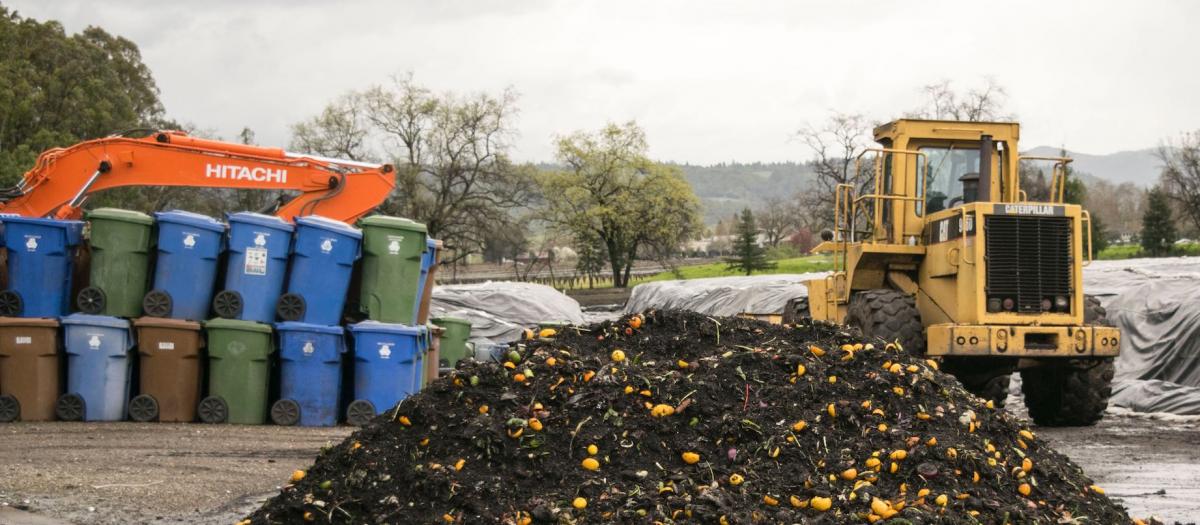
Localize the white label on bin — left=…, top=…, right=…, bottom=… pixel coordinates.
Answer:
left=14, top=336, right=31, bottom=345
left=227, top=341, right=246, bottom=355
left=24, top=236, right=38, bottom=252
left=320, top=238, right=334, bottom=254
left=302, top=341, right=314, bottom=356
left=88, top=334, right=102, bottom=350
left=387, top=235, right=404, bottom=255
left=378, top=343, right=392, bottom=359
left=254, top=233, right=267, bottom=247
left=158, top=342, right=175, bottom=350
left=183, top=233, right=197, bottom=249
left=244, top=247, right=268, bottom=276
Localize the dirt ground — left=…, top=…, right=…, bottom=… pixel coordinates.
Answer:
left=0, top=413, right=1197, bottom=524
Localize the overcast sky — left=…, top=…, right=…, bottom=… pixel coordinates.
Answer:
left=9, top=0, right=1200, bottom=165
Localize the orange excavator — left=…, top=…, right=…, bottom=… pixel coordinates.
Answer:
left=0, top=130, right=396, bottom=223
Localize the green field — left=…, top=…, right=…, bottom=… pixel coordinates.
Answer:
left=643, top=255, right=834, bottom=282
left=1097, top=242, right=1200, bottom=260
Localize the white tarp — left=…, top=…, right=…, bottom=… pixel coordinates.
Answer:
left=430, top=281, right=585, bottom=344
left=624, top=273, right=829, bottom=317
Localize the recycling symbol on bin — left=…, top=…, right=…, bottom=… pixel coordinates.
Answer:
left=183, top=234, right=196, bottom=248
left=88, top=335, right=101, bottom=349
left=254, top=234, right=267, bottom=247
left=320, top=238, right=333, bottom=253
left=302, top=341, right=314, bottom=356
left=387, top=240, right=400, bottom=255
left=24, top=237, right=37, bottom=251
left=227, top=341, right=246, bottom=355
left=378, top=343, right=392, bottom=359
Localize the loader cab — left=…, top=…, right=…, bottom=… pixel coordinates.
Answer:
left=867, top=120, right=1020, bottom=245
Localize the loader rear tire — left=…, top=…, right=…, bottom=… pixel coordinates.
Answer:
left=960, top=373, right=1011, bottom=409
left=1021, top=295, right=1114, bottom=426
left=783, top=296, right=810, bottom=325
left=847, top=289, right=925, bottom=354
left=1021, top=359, right=1114, bottom=427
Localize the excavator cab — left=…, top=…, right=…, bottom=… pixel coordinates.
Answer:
left=792, top=119, right=1119, bottom=427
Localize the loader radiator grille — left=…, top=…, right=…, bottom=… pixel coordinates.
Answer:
left=984, top=215, right=1072, bottom=313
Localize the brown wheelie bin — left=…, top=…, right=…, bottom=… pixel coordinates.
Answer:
left=129, top=317, right=204, bottom=422
left=424, top=325, right=443, bottom=386
left=0, top=317, right=61, bottom=422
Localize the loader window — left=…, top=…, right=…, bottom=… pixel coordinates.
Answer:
left=918, top=146, right=980, bottom=215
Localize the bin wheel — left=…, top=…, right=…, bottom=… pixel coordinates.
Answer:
left=213, top=290, right=244, bottom=319
left=197, top=396, right=228, bottom=424
left=276, top=293, right=306, bottom=321
left=0, top=394, right=19, bottom=422
left=270, top=399, right=301, bottom=426
left=346, top=399, right=376, bottom=426
left=128, top=394, right=159, bottom=422
left=56, top=393, right=85, bottom=421
left=76, top=286, right=107, bottom=315
left=143, top=289, right=173, bottom=318
left=0, top=290, right=21, bottom=316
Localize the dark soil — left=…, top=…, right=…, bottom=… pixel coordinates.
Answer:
left=249, top=311, right=1132, bottom=524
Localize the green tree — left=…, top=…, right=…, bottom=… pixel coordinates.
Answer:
left=725, top=208, right=776, bottom=275
left=0, top=8, right=165, bottom=185
left=1141, top=186, right=1177, bottom=256
left=539, top=122, right=702, bottom=288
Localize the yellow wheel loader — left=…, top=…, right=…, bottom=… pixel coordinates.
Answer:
left=788, top=119, right=1120, bottom=427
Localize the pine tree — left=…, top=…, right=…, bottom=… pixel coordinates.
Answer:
left=725, top=208, right=776, bottom=276
left=1141, top=186, right=1177, bottom=257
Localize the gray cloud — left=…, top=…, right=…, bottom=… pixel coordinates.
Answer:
left=8, top=0, right=1199, bottom=164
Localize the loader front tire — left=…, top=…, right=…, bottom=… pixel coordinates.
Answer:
left=847, top=289, right=925, bottom=354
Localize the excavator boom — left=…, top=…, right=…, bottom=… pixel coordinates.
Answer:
left=0, top=131, right=395, bottom=223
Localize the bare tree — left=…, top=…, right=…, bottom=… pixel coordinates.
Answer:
left=756, top=196, right=797, bottom=247
left=1158, top=131, right=1200, bottom=233
left=289, top=93, right=373, bottom=161
left=908, top=78, right=1014, bottom=122
left=795, top=112, right=872, bottom=230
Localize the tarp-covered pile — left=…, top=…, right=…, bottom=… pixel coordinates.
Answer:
left=431, top=281, right=585, bottom=344
left=624, top=273, right=827, bottom=317
left=1089, top=258, right=1200, bottom=415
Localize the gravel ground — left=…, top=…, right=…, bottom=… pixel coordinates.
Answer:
left=0, top=413, right=1197, bottom=524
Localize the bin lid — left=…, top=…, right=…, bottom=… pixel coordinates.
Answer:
left=61, top=313, right=131, bottom=329
left=275, top=321, right=345, bottom=336
left=227, top=211, right=294, bottom=232
left=154, top=210, right=225, bottom=232
left=133, top=317, right=201, bottom=330
left=204, top=318, right=273, bottom=334
left=0, top=216, right=84, bottom=243
left=431, top=316, right=472, bottom=328
left=0, top=317, right=59, bottom=328
left=359, top=215, right=428, bottom=234
left=296, top=215, right=363, bottom=239
left=349, top=320, right=424, bottom=336
left=85, top=207, right=154, bottom=225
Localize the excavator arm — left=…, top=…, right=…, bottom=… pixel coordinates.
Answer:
left=0, top=131, right=395, bottom=223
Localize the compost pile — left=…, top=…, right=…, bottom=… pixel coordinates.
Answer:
left=251, top=311, right=1131, bottom=524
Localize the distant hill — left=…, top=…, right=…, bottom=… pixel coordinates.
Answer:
left=1024, top=146, right=1161, bottom=187
left=673, top=162, right=814, bottom=225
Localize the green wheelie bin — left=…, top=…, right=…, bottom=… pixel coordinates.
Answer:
left=431, top=316, right=472, bottom=369
left=198, top=319, right=273, bottom=424
left=357, top=216, right=428, bottom=324
left=76, top=208, right=154, bottom=317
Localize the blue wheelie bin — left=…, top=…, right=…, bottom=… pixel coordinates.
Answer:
left=213, top=213, right=293, bottom=323
left=345, top=321, right=423, bottom=426
left=57, top=314, right=133, bottom=421
left=412, top=238, right=439, bottom=324
left=0, top=217, right=83, bottom=318
left=271, top=322, right=345, bottom=427
left=143, top=211, right=225, bottom=320
left=277, top=216, right=361, bottom=325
